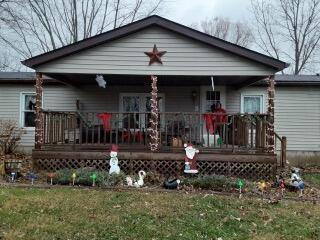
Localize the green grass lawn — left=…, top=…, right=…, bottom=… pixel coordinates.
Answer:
left=304, top=173, right=320, bottom=187
left=0, top=187, right=319, bottom=240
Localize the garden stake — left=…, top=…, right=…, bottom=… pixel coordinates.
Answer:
left=11, top=172, right=16, bottom=182
left=72, top=173, right=76, bottom=186
left=237, top=179, right=245, bottom=198
left=280, top=179, right=285, bottom=197
left=90, top=173, right=97, bottom=187
left=298, top=182, right=305, bottom=198
left=28, top=172, right=37, bottom=185
left=47, top=172, right=55, bottom=185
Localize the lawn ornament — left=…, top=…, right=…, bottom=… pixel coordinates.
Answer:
left=274, top=175, right=286, bottom=197
left=11, top=172, right=16, bottom=182
left=184, top=143, right=199, bottom=174
left=47, top=172, right=56, bottom=185
left=95, top=75, right=106, bottom=88
left=237, top=179, right=245, bottom=198
left=90, top=173, right=97, bottom=187
left=72, top=172, right=76, bottom=186
left=126, top=176, right=133, bottom=187
left=126, top=170, right=146, bottom=188
left=163, top=178, right=181, bottom=189
left=257, top=181, right=267, bottom=192
left=109, top=145, right=120, bottom=174
left=27, top=172, right=37, bottom=185
left=290, top=168, right=305, bottom=197
left=134, top=170, right=146, bottom=188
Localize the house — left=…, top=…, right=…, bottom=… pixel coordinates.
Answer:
left=1, top=15, right=299, bottom=178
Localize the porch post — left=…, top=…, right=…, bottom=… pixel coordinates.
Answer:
left=266, top=75, right=275, bottom=153
left=35, top=72, right=44, bottom=150
left=149, top=75, right=159, bottom=151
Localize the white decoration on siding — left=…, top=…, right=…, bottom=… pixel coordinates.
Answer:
left=95, top=75, right=106, bottom=88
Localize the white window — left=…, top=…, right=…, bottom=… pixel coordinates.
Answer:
left=200, top=86, right=226, bottom=113
left=241, top=94, right=264, bottom=114
left=205, top=91, right=220, bottom=112
left=20, top=93, right=36, bottom=128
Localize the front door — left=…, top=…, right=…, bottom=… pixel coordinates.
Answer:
left=120, top=93, right=165, bottom=129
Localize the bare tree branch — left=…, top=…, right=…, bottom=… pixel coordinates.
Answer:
left=251, top=0, right=320, bottom=74
left=195, top=17, right=253, bottom=48
left=0, top=0, right=167, bottom=70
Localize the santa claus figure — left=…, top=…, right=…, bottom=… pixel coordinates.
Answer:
left=184, top=143, right=199, bottom=174
left=109, top=144, right=120, bottom=174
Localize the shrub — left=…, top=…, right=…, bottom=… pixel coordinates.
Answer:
left=102, top=172, right=126, bottom=187
left=144, top=171, right=165, bottom=186
left=53, top=168, right=73, bottom=185
left=183, top=175, right=237, bottom=191
left=0, top=119, right=25, bottom=155
left=51, top=168, right=126, bottom=187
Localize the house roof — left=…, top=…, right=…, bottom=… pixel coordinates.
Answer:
left=0, top=72, right=52, bottom=82
left=274, top=74, right=320, bottom=85
left=0, top=72, right=36, bottom=80
left=22, top=15, right=288, bottom=71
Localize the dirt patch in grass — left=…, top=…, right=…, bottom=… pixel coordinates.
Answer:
left=0, top=187, right=319, bottom=240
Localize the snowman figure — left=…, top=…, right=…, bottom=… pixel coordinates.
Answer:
left=109, top=144, right=120, bottom=174
left=184, top=143, right=199, bottom=174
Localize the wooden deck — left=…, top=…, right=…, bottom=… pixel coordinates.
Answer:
left=33, top=148, right=277, bottom=179
left=33, top=111, right=282, bottom=179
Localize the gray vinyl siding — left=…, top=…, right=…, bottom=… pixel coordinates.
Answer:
left=43, top=85, right=198, bottom=113
left=226, top=85, right=320, bottom=152
left=36, top=26, right=275, bottom=76
left=226, top=86, right=268, bottom=114
left=274, top=87, right=320, bottom=151
left=0, top=84, right=35, bottom=150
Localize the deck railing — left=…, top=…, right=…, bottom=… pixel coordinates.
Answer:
left=41, top=110, right=270, bottom=153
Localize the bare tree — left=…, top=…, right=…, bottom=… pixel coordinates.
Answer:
left=194, top=17, right=253, bottom=48
left=0, top=0, right=166, bottom=62
left=251, top=0, right=320, bottom=74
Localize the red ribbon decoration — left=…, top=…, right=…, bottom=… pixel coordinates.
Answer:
left=97, top=113, right=112, bottom=131
left=203, top=114, right=215, bottom=134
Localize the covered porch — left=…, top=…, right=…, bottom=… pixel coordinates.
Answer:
left=30, top=73, right=283, bottom=179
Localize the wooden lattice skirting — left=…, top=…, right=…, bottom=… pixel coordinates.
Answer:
left=33, top=151, right=277, bottom=180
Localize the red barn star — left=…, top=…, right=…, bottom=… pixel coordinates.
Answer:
left=144, top=44, right=167, bottom=65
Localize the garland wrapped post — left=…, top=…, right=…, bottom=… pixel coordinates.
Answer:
left=266, top=75, right=275, bottom=153
left=149, top=75, right=159, bottom=151
left=35, top=72, right=44, bottom=149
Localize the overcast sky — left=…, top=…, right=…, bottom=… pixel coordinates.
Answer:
left=164, top=0, right=252, bottom=25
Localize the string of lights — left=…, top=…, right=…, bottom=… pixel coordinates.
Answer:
left=149, top=75, right=159, bottom=151
left=35, top=73, right=43, bottom=149
left=266, top=76, right=275, bottom=153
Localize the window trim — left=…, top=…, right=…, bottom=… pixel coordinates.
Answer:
left=19, top=92, right=39, bottom=130
left=200, top=85, right=226, bottom=113
left=240, top=94, right=265, bottom=114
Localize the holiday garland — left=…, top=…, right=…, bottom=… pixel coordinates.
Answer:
left=266, top=76, right=275, bottom=153
left=149, top=75, right=159, bottom=151
left=35, top=73, right=43, bottom=149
